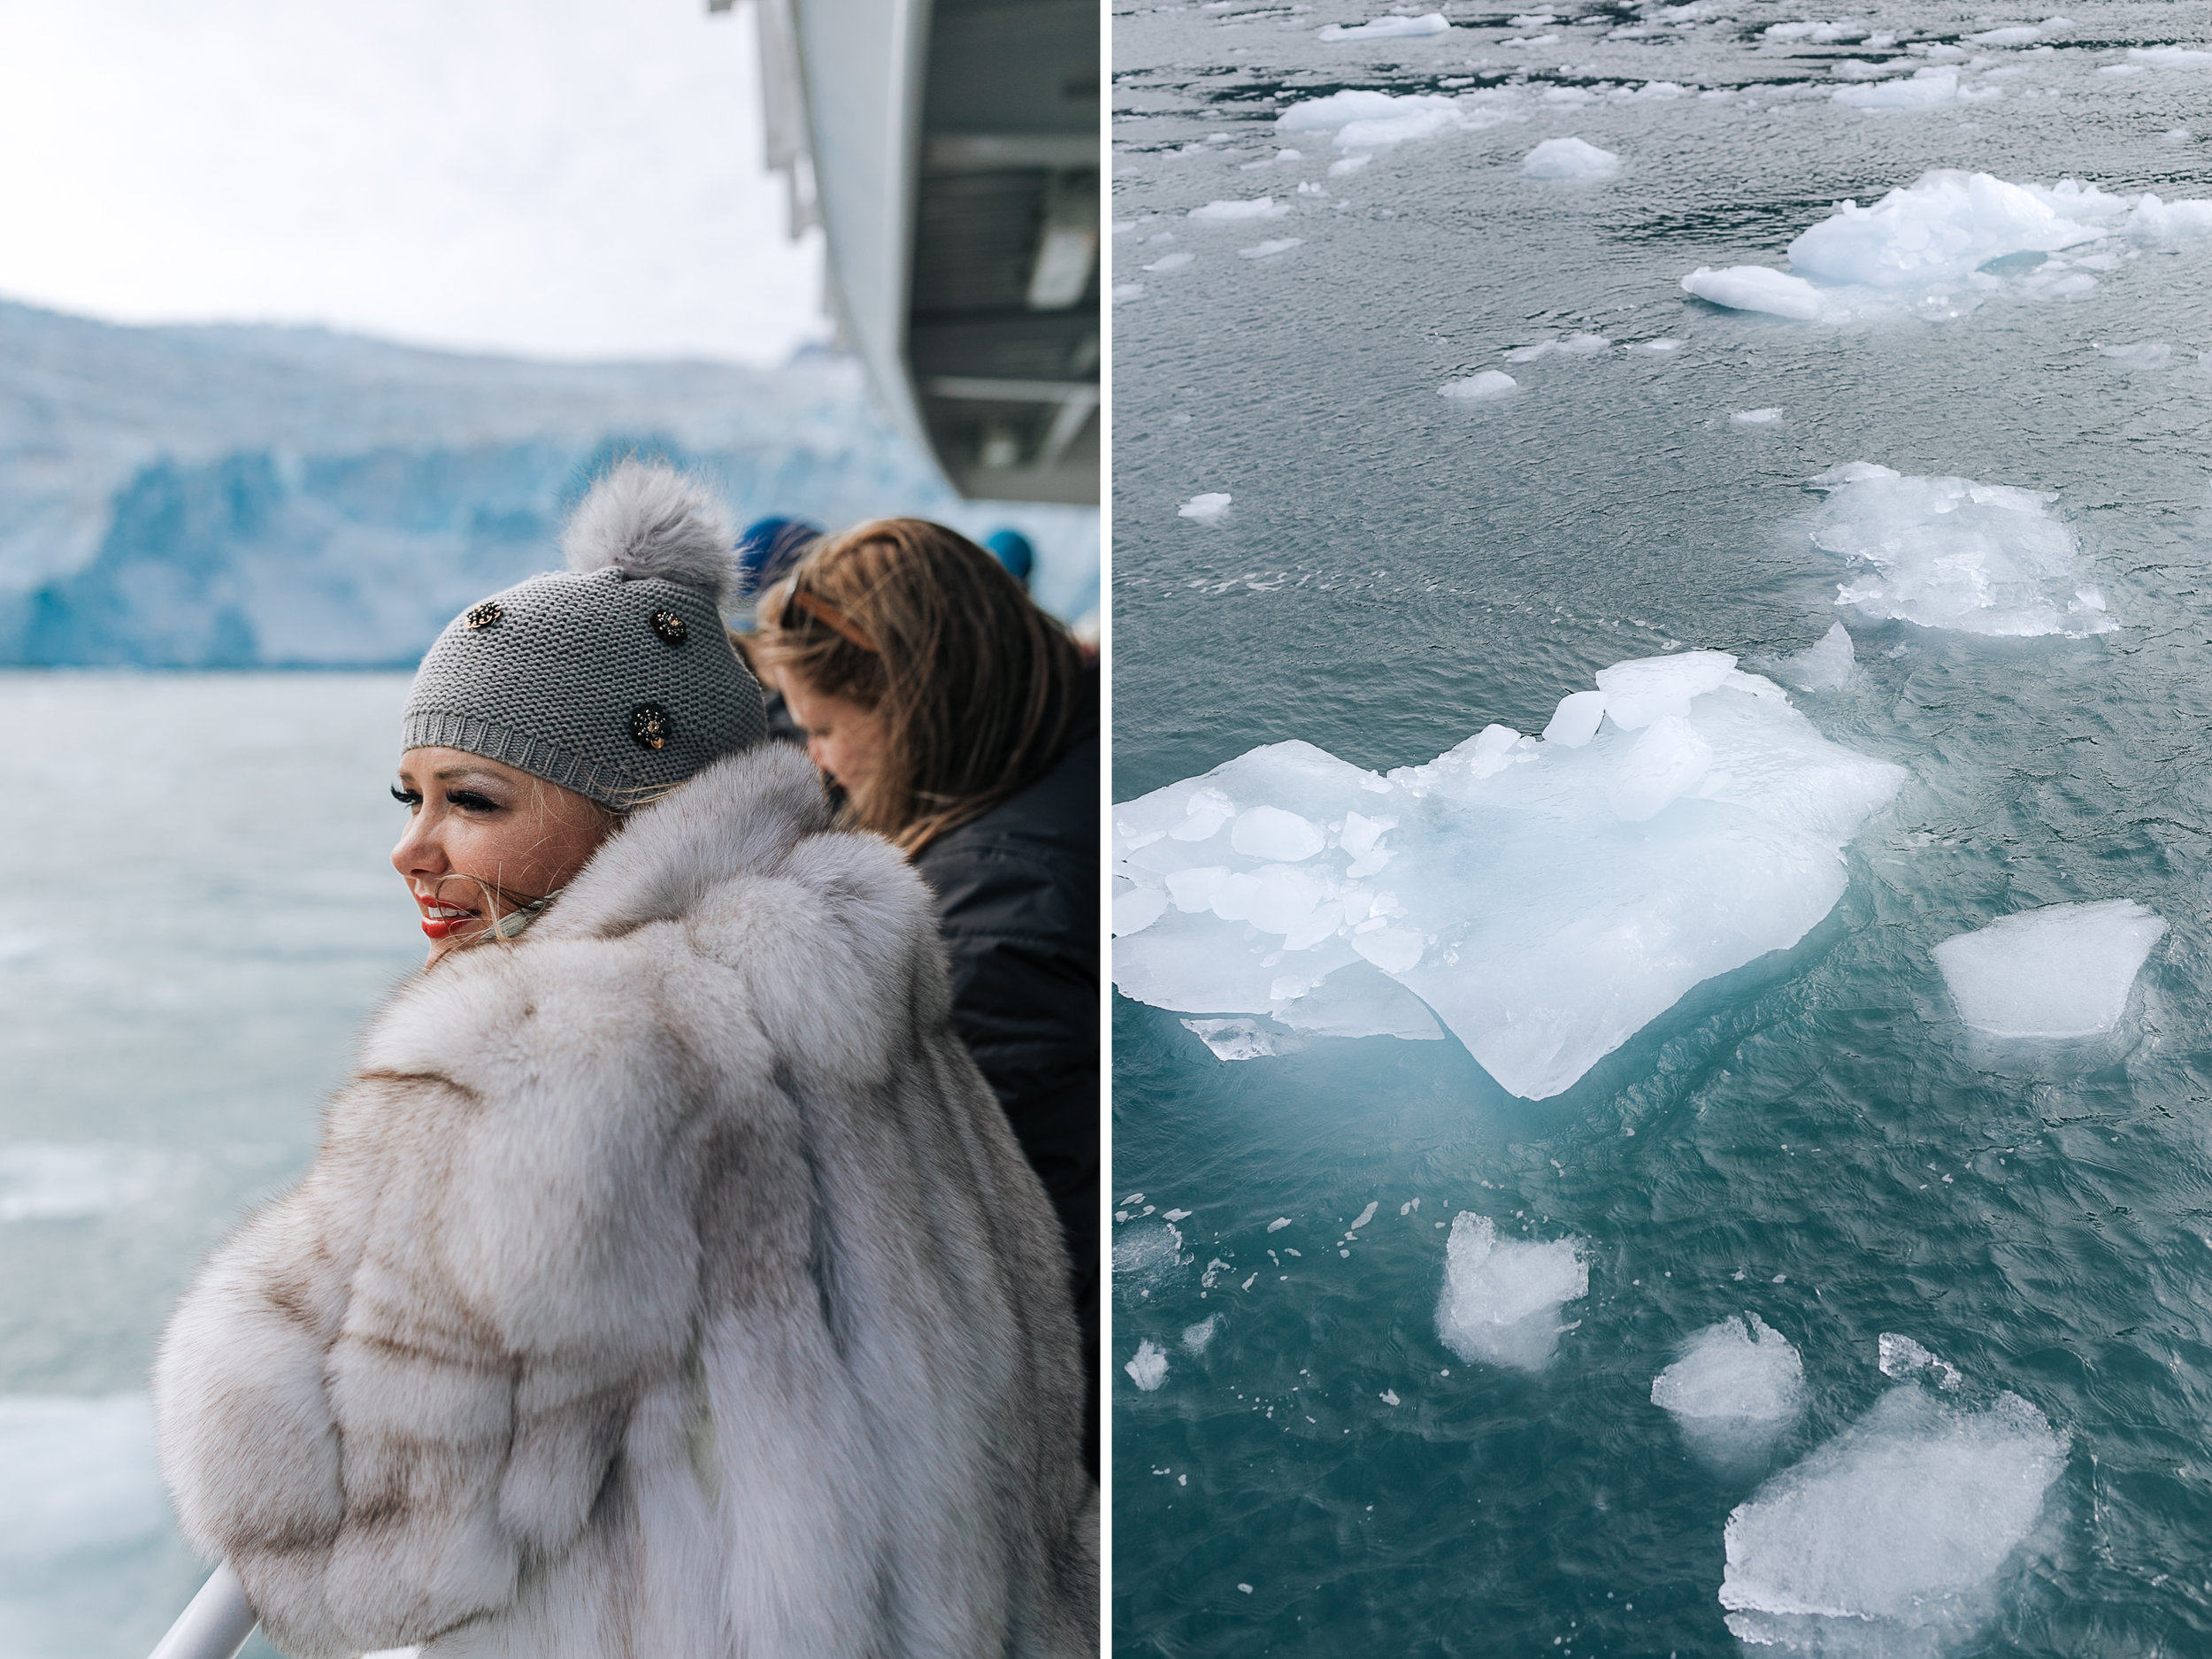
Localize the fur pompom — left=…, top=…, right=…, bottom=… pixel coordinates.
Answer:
left=562, top=461, right=734, bottom=598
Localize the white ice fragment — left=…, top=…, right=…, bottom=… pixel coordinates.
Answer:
left=1114, top=1222, right=1187, bottom=1300
left=1327, top=154, right=1372, bottom=177
left=1810, top=465, right=2115, bottom=636
left=1267, top=1217, right=1293, bottom=1232
left=1878, top=1332, right=1963, bottom=1388
left=1125, top=1340, right=1170, bottom=1391
left=1113, top=887, right=1170, bottom=937
left=1653, top=1314, right=1805, bottom=1465
left=1607, top=715, right=1714, bottom=822
left=1170, top=786, right=1237, bottom=841
left=1440, top=370, right=1517, bottom=401
left=1164, top=1209, right=1192, bottom=1221
left=2130, top=45, right=2212, bottom=68
left=1231, top=805, right=1325, bottom=862
left=1594, top=650, right=1737, bottom=729
left=1626, top=337, right=1684, bottom=354
left=1179, top=491, right=1233, bottom=524
left=1277, top=89, right=1482, bottom=151
left=1348, top=1201, right=1379, bottom=1231
left=1144, top=250, right=1194, bottom=273
left=2125, top=195, right=2212, bottom=238
left=1833, top=66, right=1966, bottom=109
left=1521, top=136, right=1620, bottom=179
left=1774, top=622, right=1857, bottom=691
left=1932, top=900, right=2166, bottom=1038
left=1504, top=334, right=1609, bottom=362
left=1786, top=170, right=2105, bottom=288
left=1380, top=1388, right=1401, bottom=1405
left=1340, top=810, right=1397, bottom=856
left=1732, top=407, right=1784, bottom=425
left=1542, top=689, right=1607, bottom=748
left=1182, top=1017, right=1295, bottom=1060
left=1351, top=924, right=1424, bottom=975
left=1317, top=12, right=1448, bottom=39
left=1240, top=238, right=1303, bottom=258
left=1188, top=197, right=1289, bottom=222
left=1183, top=1316, right=1218, bottom=1355
left=1682, top=265, right=1825, bottom=320
left=1434, top=1212, right=1588, bottom=1372
left=0, top=1145, right=162, bottom=1223
left=1721, top=1388, right=2064, bottom=1650
left=2096, top=341, right=2171, bottom=363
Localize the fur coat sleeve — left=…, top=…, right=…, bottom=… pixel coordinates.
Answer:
left=153, top=744, right=1095, bottom=1659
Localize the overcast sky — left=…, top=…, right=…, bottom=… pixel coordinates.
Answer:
left=0, top=0, right=826, bottom=365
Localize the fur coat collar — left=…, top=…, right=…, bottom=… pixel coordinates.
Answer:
left=155, top=743, right=1095, bottom=1658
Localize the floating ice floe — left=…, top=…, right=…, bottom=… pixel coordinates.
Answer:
left=1317, top=12, right=1448, bottom=39
left=1732, top=407, right=1784, bottom=425
left=1770, top=622, right=1857, bottom=692
left=1807, top=462, right=2115, bottom=636
left=1114, top=1221, right=1187, bottom=1301
left=1239, top=238, right=1302, bottom=258
left=1439, top=370, right=1518, bottom=400
left=1183, top=1317, right=1218, bottom=1356
left=1721, top=1387, right=2065, bottom=1652
left=1764, top=19, right=1869, bottom=42
left=1143, top=250, right=1194, bottom=273
left=1502, top=334, right=1608, bottom=362
left=1521, top=136, right=1619, bottom=178
left=1435, top=1212, right=1587, bottom=1371
left=0, top=1143, right=163, bottom=1224
left=1125, top=1340, right=1170, bottom=1391
left=1653, top=1313, right=1805, bottom=1465
left=1178, top=491, right=1233, bottom=524
left=1682, top=169, right=2212, bottom=321
left=1276, top=88, right=1516, bottom=151
left=1878, top=1333, right=1962, bottom=1389
left=1933, top=900, right=2166, bottom=1039
left=1967, top=18, right=2072, bottom=46
left=2129, top=45, right=2212, bottom=69
left=1111, top=650, right=1907, bottom=1099
left=1188, top=196, right=1289, bottom=223
left=1833, top=66, right=1994, bottom=110
left=2096, top=340, right=2171, bottom=364
left=1181, top=1016, right=1301, bottom=1060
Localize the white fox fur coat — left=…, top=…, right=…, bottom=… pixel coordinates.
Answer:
left=153, top=743, right=1097, bottom=1659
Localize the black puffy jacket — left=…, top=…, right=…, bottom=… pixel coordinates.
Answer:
left=913, top=702, right=1099, bottom=1470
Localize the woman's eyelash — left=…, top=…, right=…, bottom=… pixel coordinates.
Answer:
left=449, top=790, right=501, bottom=810
left=390, top=784, right=420, bottom=806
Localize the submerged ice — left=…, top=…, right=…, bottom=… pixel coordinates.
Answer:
left=1721, top=1387, right=2065, bottom=1652
left=1653, top=1313, right=1805, bottom=1464
left=1808, top=463, right=2114, bottom=636
left=1111, top=651, right=1905, bottom=1099
left=1435, top=1212, right=1587, bottom=1372
left=1933, top=899, right=2166, bottom=1039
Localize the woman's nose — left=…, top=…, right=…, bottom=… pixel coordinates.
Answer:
left=391, top=808, right=446, bottom=879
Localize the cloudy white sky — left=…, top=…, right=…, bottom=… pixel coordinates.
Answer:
left=0, top=0, right=826, bottom=365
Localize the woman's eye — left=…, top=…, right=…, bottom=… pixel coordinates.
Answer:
left=389, top=784, right=421, bottom=808
left=449, top=790, right=502, bottom=812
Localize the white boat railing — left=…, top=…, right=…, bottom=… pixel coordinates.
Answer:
left=148, top=1564, right=256, bottom=1659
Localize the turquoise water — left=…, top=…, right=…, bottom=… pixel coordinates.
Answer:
left=1111, top=4, right=2212, bottom=1652
left=0, top=673, right=419, bottom=1658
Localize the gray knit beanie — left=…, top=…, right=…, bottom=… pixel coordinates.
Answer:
left=403, top=462, right=766, bottom=808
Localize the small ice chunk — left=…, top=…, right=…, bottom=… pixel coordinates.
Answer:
left=2124, top=196, right=2212, bottom=237
left=1340, top=810, right=1396, bottom=855
left=1239, top=238, right=1303, bottom=258
left=2130, top=45, right=2212, bottom=68
left=1114, top=1222, right=1187, bottom=1301
left=1231, top=804, right=1325, bottom=862
left=1732, top=407, right=1784, bottom=425
left=1932, top=899, right=2166, bottom=1038
left=1774, top=622, right=1856, bottom=691
left=1170, top=786, right=1236, bottom=841
left=1267, top=1217, right=1293, bottom=1232
left=1380, top=1388, right=1401, bottom=1405
left=1626, top=337, right=1683, bottom=354
left=1542, top=689, right=1607, bottom=748
left=1182, top=1017, right=1294, bottom=1060
left=1521, top=136, right=1620, bottom=179
left=1277, top=89, right=1471, bottom=151
left=1608, top=714, right=1714, bottom=822
left=1440, top=370, right=1517, bottom=400
left=1144, top=250, right=1194, bottom=272
left=1434, top=1211, right=1588, bottom=1372
left=2097, top=341, right=2171, bottom=363
left=1504, top=333, right=1609, bottom=361
left=1125, top=1340, right=1170, bottom=1391
left=1594, top=649, right=1737, bottom=728
left=1348, top=1201, right=1379, bottom=1231
left=1327, top=154, right=1372, bottom=177
left=1682, top=265, right=1825, bottom=320
left=1653, top=1313, right=1805, bottom=1465
left=1878, top=1333, right=1963, bottom=1389
left=1188, top=197, right=1289, bottom=222
left=1113, top=887, right=1170, bottom=936
left=1721, top=1388, right=2065, bottom=1649
left=1183, top=1316, right=1218, bottom=1355
left=1317, top=12, right=1449, bottom=39
left=1834, top=66, right=1963, bottom=108
left=1179, top=491, right=1233, bottom=524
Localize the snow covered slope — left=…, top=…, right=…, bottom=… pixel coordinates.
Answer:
left=0, top=300, right=1095, bottom=664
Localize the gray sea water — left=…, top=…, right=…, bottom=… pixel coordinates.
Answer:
left=1111, top=4, right=2212, bottom=1654
left=0, top=672, right=419, bottom=1658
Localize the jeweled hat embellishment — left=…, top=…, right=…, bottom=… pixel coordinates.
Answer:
left=465, top=601, right=504, bottom=630
left=629, top=702, right=673, bottom=751
left=650, top=609, right=688, bottom=643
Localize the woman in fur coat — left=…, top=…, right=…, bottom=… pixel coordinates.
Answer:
left=151, top=463, right=1096, bottom=1659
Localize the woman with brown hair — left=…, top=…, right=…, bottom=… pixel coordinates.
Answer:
left=753, top=518, right=1101, bottom=1466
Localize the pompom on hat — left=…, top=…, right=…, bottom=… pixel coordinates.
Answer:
left=403, top=462, right=767, bottom=809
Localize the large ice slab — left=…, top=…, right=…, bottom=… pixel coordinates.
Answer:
left=1808, top=462, right=2115, bottom=636
left=1275, top=88, right=1515, bottom=150
left=1933, top=899, right=2166, bottom=1038
left=1318, top=12, right=1448, bottom=39
left=1653, top=1313, right=1804, bottom=1466
left=1682, top=169, right=2212, bottom=320
left=1721, top=1386, right=2066, bottom=1653
left=1111, top=652, right=1905, bottom=1099
left=1435, top=1212, right=1587, bottom=1372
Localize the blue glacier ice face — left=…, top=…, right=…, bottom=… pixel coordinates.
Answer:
left=0, top=300, right=1097, bottom=665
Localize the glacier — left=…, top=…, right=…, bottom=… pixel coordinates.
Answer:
left=0, top=298, right=1097, bottom=665
left=1112, top=651, right=1907, bottom=1099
